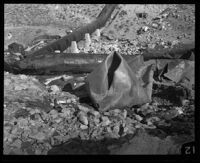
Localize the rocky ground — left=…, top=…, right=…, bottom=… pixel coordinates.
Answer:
left=4, top=4, right=195, bottom=155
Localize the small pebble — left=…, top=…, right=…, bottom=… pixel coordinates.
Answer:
left=135, top=114, right=143, bottom=121
left=113, top=109, right=121, bottom=115
left=20, top=75, right=28, bottom=80
left=29, top=109, right=36, bottom=115
left=55, top=50, right=60, bottom=53
left=80, top=124, right=88, bottom=130
left=66, top=99, right=72, bottom=103
left=175, top=107, right=184, bottom=115
left=50, top=85, right=60, bottom=94
left=57, top=99, right=67, bottom=104
left=78, top=104, right=90, bottom=113
left=71, top=98, right=77, bottom=103
left=123, top=126, right=129, bottom=133
left=50, top=137, right=55, bottom=146
left=54, top=117, right=62, bottom=123
left=147, top=120, right=153, bottom=126
left=143, top=26, right=149, bottom=31
left=113, top=125, right=120, bottom=134
left=181, top=99, right=190, bottom=106
left=61, top=108, right=71, bottom=117
left=122, top=110, right=127, bottom=118
left=78, top=112, right=88, bottom=125
left=49, top=110, right=58, bottom=119
left=35, top=149, right=42, bottom=155
left=90, top=110, right=100, bottom=117
left=135, top=123, right=142, bottom=128
left=104, top=112, right=110, bottom=116
left=94, top=117, right=100, bottom=124
left=7, top=32, right=12, bottom=39
left=14, top=85, right=24, bottom=91
left=101, top=116, right=111, bottom=126
left=148, top=43, right=156, bottom=49
left=152, top=23, right=159, bottom=28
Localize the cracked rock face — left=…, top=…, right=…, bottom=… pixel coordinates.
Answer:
left=4, top=72, right=52, bottom=112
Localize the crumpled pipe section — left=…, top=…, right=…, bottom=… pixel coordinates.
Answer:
left=86, top=52, right=155, bottom=112
left=156, top=59, right=194, bottom=90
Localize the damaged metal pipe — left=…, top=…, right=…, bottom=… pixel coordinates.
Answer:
left=5, top=44, right=194, bottom=75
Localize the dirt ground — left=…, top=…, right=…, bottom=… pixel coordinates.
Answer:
left=4, top=4, right=195, bottom=155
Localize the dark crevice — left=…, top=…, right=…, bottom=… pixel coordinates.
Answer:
left=107, top=52, right=121, bottom=90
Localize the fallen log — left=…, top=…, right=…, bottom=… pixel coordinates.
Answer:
left=26, top=4, right=118, bottom=58
left=5, top=43, right=194, bottom=75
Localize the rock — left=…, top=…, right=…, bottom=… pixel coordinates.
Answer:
left=103, top=112, right=110, bottom=116
left=152, top=23, right=159, bottom=28
left=30, top=132, right=46, bottom=141
left=64, top=99, right=71, bottom=103
left=11, top=139, right=22, bottom=148
left=8, top=42, right=25, bottom=55
left=122, top=110, right=127, bottom=119
left=55, top=50, right=60, bottom=53
left=50, top=137, right=55, bottom=146
left=57, top=99, right=67, bottom=104
left=140, top=103, right=149, bottom=110
left=77, top=104, right=90, bottom=113
left=135, top=115, right=143, bottom=122
left=181, top=99, right=190, bottom=106
left=19, top=75, right=28, bottom=80
left=90, top=110, right=100, bottom=117
left=135, top=123, right=142, bottom=128
left=175, top=107, right=184, bottom=115
left=66, top=30, right=73, bottom=35
left=4, top=73, right=51, bottom=112
left=143, top=26, right=149, bottom=32
left=35, top=149, right=42, bottom=155
left=144, top=124, right=156, bottom=129
left=61, top=108, right=71, bottom=117
left=94, top=117, right=100, bottom=124
left=70, top=98, right=77, bottom=103
left=14, top=85, right=25, bottom=91
left=171, top=40, right=179, bottom=46
left=49, top=110, right=58, bottom=119
left=101, top=116, right=111, bottom=126
left=78, top=112, right=88, bottom=126
left=50, top=85, right=60, bottom=94
left=54, top=117, right=62, bottom=123
left=123, top=126, right=129, bottom=133
left=147, top=120, right=153, bottom=126
left=80, top=124, right=88, bottom=130
left=113, top=125, right=120, bottom=134
left=148, top=43, right=156, bottom=49
left=7, top=32, right=12, bottom=39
